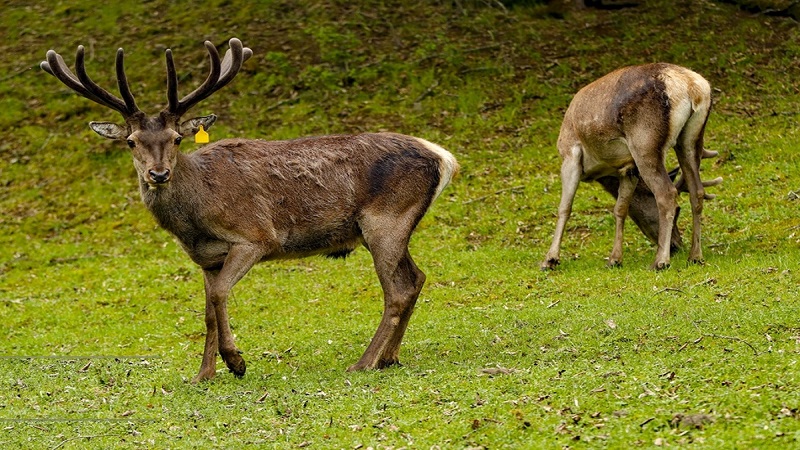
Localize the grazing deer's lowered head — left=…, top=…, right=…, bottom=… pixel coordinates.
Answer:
left=42, top=38, right=458, bottom=383
left=597, top=147, right=722, bottom=253
left=541, top=63, right=722, bottom=270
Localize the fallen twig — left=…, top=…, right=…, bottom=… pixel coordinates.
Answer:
left=265, top=96, right=300, bottom=112
left=703, top=333, right=759, bottom=356
left=463, top=44, right=502, bottom=54
left=51, top=433, right=121, bottom=450
left=413, top=80, right=439, bottom=104
left=459, top=67, right=500, bottom=75
left=640, top=417, right=655, bottom=427
left=652, top=287, right=686, bottom=296
left=463, top=185, right=525, bottom=205
left=0, top=64, right=36, bottom=83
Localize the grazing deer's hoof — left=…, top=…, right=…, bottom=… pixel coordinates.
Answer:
left=347, top=357, right=400, bottom=372
left=376, top=358, right=401, bottom=370
left=688, top=257, right=705, bottom=265
left=606, top=259, right=622, bottom=268
left=347, top=362, right=371, bottom=372
left=651, top=261, right=671, bottom=271
left=191, top=370, right=216, bottom=384
left=541, top=258, right=560, bottom=271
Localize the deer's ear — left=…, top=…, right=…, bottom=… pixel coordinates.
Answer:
left=89, top=121, right=127, bottom=140
left=179, top=114, right=217, bottom=136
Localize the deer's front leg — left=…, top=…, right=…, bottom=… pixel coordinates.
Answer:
left=542, top=146, right=582, bottom=270
left=608, top=175, right=638, bottom=267
left=196, top=244, right=263, bottom=380
left=191, top=278, right=220, bottom=383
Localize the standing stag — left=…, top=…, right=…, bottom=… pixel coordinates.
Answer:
left=542, top=63, right=722, bottom=270
left=41, top=38, right=458, bottom=382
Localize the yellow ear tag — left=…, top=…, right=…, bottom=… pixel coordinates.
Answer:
left=195, top=125, right=210, bottom=144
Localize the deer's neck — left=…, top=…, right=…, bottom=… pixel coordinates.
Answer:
left=138, top=153, right=204, bottom=241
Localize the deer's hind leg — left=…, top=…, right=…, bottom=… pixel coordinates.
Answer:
left=627, top=133, right=679, bottom=270
left=348, top=210, right=427, bottom=372
left=675, top=113, right=709, bottom=265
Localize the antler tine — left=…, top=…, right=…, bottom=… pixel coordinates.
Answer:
left=41, top=49, right=110, bottom=107
left=165, top=48, right=180, bottom=115
left=167, top=41, right=222, bottom=117
left=73, top=45, right=135, bottom=117
left=674, top=147, right=723, bottom=200
left=215, top=38, right=253, bottom=91
left=115, top=48, right=139, bottom=115
left=167, top=38, right=251, bottom=118
left=702, top=149, right=718, bottom=159
left=42, top=45, right=139, bottom=119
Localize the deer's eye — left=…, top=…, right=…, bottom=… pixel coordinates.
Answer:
left=174, top=136, right=182, bottom=146
left=127, top=139, right=136, bottom=148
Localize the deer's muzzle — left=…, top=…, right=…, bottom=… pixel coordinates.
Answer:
left=148, top=168, right=171, bottom=185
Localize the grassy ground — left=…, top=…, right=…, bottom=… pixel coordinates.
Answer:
left=1, top=0, right=799, bottom=448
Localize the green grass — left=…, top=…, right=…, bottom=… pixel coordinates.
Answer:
left=1, top=0, right=800, bottom=448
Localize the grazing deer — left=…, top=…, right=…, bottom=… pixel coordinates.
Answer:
left=596, top=148, right=721, bottom=254
left=41, top=38, right=458, bottom=382
left=541, top=63, right=721, bottom=270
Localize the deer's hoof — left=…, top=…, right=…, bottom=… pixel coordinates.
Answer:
left=347, top=357, right=400, bottom=372
left=606, top=259, right=622, bottom=268
left=375, top=358, right=401, bottom=370
left=223, top=354, right=246, bottom=378
left=347, top=362, right=370, bottom=372
left=191, top=370, right=216, bottom=384
left=228, top=360, right=246, bottom=378
left=651, top=261, right=671, bottom=271
left=541, top=258, right=560, bottom=271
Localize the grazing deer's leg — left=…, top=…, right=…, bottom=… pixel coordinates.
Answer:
left=675, top=149, right=704, bottom=264
left=542, top=145, right=582, bottom=270
left=608, top=174, right=638, bottom=267
left=635, top=163, right=678, bottom=270
left=627, top=124, right=679, bottom=270
left=199, top=244, right=263, bottom=379
left=597, top=176, right=685, bottom=254
left=348, top=216, right=424, bottom=371
left=675, top=125, right=708, bottom=265
left=191, top=271, right=220, bottom=383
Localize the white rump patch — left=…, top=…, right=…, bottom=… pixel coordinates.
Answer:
left=414, top=137, right=459, bottom=201
left=661, top=67, right=712, bottom=149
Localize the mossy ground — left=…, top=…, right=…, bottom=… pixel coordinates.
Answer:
left=1, top=1, right=799, bottom=448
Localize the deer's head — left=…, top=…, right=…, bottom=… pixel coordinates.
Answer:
left=41, top=38, right=252, bottom=188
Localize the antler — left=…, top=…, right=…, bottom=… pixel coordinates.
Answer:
left=41, top=45, right=140, bottom=118
left=165, top=38, right=253, bottom=118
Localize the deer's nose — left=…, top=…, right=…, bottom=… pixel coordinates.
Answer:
left=148, top=169, right=171, bottom=184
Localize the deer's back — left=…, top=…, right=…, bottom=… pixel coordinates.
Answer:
left=559, top=63, right=709, bottom=180
left=154, top=133, right=445, bottom=264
